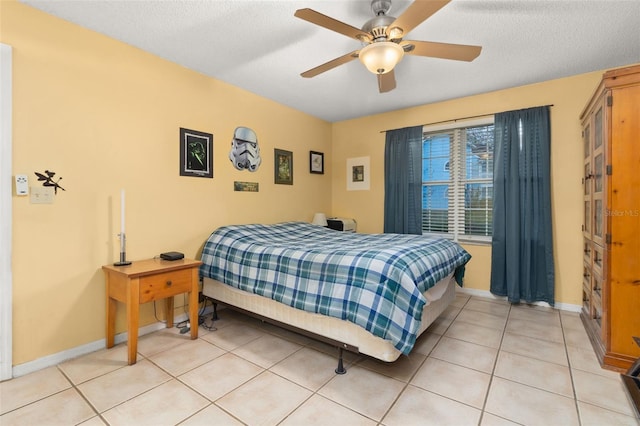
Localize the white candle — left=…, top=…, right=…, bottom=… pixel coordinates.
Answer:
left=120, top=189, right=125, bottom=235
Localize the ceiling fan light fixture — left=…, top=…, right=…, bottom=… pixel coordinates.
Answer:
left=359, top=41, right=404, bottom=74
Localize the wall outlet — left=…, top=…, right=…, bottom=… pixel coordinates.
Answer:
left=30, top=186, right=54, bottom=204
left=15, top=174, right=28, bottom=196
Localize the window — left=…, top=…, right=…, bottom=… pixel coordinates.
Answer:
left=422, top=119, right=494, bottom=242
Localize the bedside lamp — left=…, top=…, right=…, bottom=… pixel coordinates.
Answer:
left=311, top=212, right=328, bottom=226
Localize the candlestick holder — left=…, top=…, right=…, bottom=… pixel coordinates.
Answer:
left=114, top=232, right=132, bottom=266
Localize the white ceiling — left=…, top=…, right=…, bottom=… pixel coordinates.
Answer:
left=20, top=0, right=640, bottom=122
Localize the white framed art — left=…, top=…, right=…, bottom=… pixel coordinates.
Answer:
left=346, top=156, right=370, bottom=191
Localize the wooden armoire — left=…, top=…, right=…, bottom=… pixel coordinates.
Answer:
left=580, top=64, right=640, bottom=371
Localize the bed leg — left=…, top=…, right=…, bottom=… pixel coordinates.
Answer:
left=335, top=347, right=347, bottom=375
left=212, top=302, right=219, bottom=321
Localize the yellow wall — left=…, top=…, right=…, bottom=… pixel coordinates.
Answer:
left=331, top=71, right=610, bottom=305
left=2, top=1, right=332, bottom=365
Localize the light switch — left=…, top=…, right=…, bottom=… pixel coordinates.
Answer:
left=30, top=187, right=54, bottom=204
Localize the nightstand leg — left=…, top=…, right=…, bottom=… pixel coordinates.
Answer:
left=189, top=268, right=199, bottom=339
left=106, top=296, right=116, bottom=349
left=189, top=289, right=198, bottom=339
left=166, top=297, right=174, bottom=328
left=127, top=278, right=140, bottom=365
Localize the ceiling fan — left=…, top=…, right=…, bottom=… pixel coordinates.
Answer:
left=294, top=0, right=482, bottom=93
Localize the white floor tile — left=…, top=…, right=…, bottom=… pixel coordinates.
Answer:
left=431, top=335, right=498, bottom=373
left=505, top=317, right=564, bottom=343
left=101, top=379, right=209, bottom=426
left=485, top=377, right=579, bottom=425
left=216, top=371, right=311, bottom=426
left=231, top=334, right=302, bottom=369
left=77, top=359, right=171, bottom=413
left=0, top=366, right=71, bottom=414
left=318, top=365, right=405, bottom=421
left=383, top=385, right=481, bottom=426
left=149, top=338, right=225, bottom=376
left=180, top=403, right=244, bottom=425
left=494, top=351, right=573, bottom=397
left=480, top=412, right=521, bottom=426
left=445, top=320, right=503, bottom=348
left=178, top=352, right=263, bottom=402
left=199, top=322, right=265, bottom=351
left=357, top=350, right=426, bottom=382
left=59, top=344, right=129, bottom=385
left=573, top=369, right=638, bottom=417
left=280, top=394, right=376, bottom=426
left=136, top=328, right=195, bottom=358
left=456, top=308, right=507, bottom=330
left=501, top=331, right=568, bottom=366
left=0, top=388, right=95, bottom=425
left=412, top=357, right=491, bottom=409
left=464, top=298, right=511, bottom=317
left=411, top=331, right=442, bottom=355
left=271, top=347, right=347, bottom=390
left=577, top=401, right=640, bottom=426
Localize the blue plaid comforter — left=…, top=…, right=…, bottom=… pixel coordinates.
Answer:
left=199, top=222, right=471, bottom=354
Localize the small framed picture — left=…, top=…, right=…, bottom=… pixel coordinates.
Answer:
left=180, top=128, right=213, bottom=178
left=309, top=151, right=324, bottom=174
left=234, top=181, right=259, bottom=192
left=274, top=148, right=293, bottom=185
left=347, top=156, right=370, bottom=191
left=352, top=165, right=364, bottom=182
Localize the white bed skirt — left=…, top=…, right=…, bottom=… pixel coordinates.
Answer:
left=202, top=273, right=456, bottom=362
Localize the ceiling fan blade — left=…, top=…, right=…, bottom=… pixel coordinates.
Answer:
left=295, top=8, right=372, bottom=42
left=378, top=71, right=397, bottom=93
left=301, top=50, right=359, bottom=78
left=387, top=0, right=451, bottom=38
left=403, top=40, right=482, bottom=61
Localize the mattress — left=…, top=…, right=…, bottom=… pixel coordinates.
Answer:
left=202, top=272, right=456, bottom=362
left=199, top=222, right=470, bottom=355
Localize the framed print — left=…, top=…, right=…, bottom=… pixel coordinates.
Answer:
left=180, top=128, right=213, bottom=178
left=347, top=156, right=370, bottom=191
left=234, top=181, right=259, bottom=192
left=274, top=148, right=293, bottom=185
left=310, top=151, right=324, bottom=174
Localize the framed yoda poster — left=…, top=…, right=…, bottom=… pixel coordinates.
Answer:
left=180, top=128, right=213, bottom=178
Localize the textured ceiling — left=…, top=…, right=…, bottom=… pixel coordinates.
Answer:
left=20, top=0, right=640, bottom=122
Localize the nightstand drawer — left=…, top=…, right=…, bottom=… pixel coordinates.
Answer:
left=139, top=269, right=193, bottom=303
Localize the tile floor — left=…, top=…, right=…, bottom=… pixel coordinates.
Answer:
left=1, top=293, right=639, bottom=426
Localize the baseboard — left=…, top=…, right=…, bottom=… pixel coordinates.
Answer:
left=11, top=308, right=212, bottom=378
left=456, top=287, right=582, bottom=313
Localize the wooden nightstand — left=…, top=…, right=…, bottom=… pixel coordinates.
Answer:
left=102, top=257, right=202, bottom=365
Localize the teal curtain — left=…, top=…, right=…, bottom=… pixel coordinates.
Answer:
left=384, top=126, right=423, bottom=234
left=490, top=106, right=555, bottom=305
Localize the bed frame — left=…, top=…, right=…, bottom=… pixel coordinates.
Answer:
left=202, top=273, right=456, bottom=373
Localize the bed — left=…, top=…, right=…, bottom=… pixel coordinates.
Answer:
left=200, top=222, right=471, bottom=371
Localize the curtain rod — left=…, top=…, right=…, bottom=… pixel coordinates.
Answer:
left=380, top=104, right=554, bottom=133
